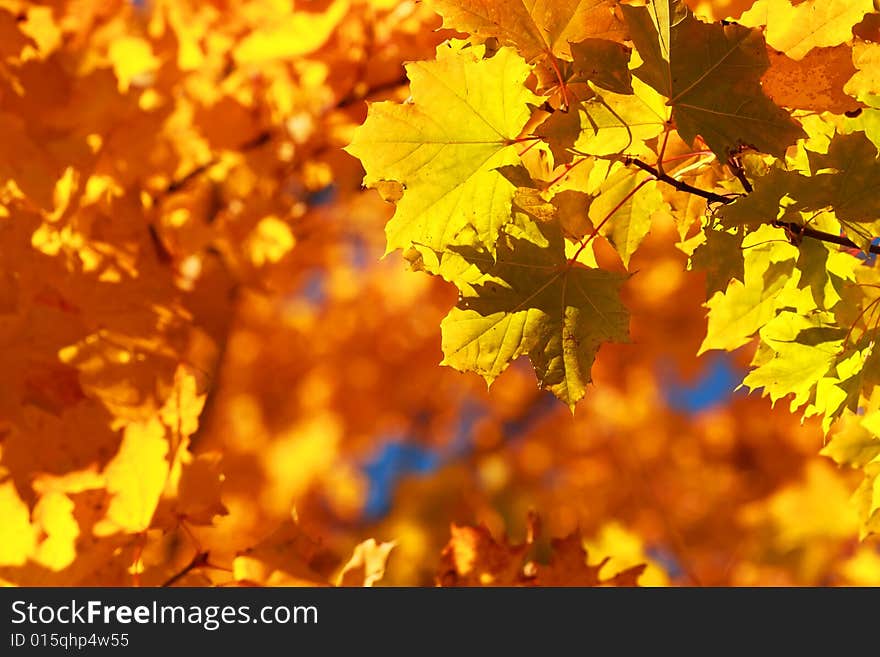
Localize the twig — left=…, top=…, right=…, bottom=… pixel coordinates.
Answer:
left=624, top=156, right=731, bottom=204
left=162, top=551, right=211, bottom=587
left=623, top=156, right=880, bottom=255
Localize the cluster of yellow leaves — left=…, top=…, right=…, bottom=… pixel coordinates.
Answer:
left=1, top=0, right=880, bottom=589
left=345, top=0, right=880, bottom=583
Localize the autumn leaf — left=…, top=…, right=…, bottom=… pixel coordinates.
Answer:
left=95, top=418, right=170, bottom=536
left=337, top=539, right=397, bottom=587
left=760, top=46, right=861, bottom=115
left=232, top=514, right=338, bottom=587
left=624, top=0, right=805, bottom=158
left=588, top=164, right=666, bottom=267
left=720, top=132, right=880, bottom=247
left=436, top=515, right=645, bottom=586
left=0, top=482, right=36, bottom=567
left=531, top=533, right=644, bottom=586
left=738, top=0, right=874, bottom=61
left=743, top=311, right=845, bottom=412
left=699, top=225, right=799, bottom=354
left=346, top=43, right=540, bottom=253
left=440, top=223, right=630, bottom=409
left=569, top=38, right=633, bottom=95
left=437, top=523, right=530, bottom=586
left=3, top=0, right=880, bottom=590
left=428, top=0, right=627, bottom=64
left=570, top=78, right=669, bottom=157
left=690, top=227, right=745, bottom=295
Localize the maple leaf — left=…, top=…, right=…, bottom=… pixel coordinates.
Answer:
left=5, top=0, right=880, bottom=591
left=721, top=133, right=880, bottom=248
left=824, top=410, right=880, bottom=538
left=588, top=164, right=667, bottom=268
left=794, top=237, right=856, bottom=311
left=532, top=533, right=644, bottom=586
left=437, top=523, right=530, bottom=586
left=439, top=222, right=630, bottom=409
left=699, top=225, right=800, bottom=354
left=346, top=43, right=540, bottom=253
left=0, top=482, right=36, bottom=567
left=436, top=515, right=644, bottom=586
left=569, top=78, right=669, bottom=158
left=428, top=0, right=627, bottom=64
left=94, top=418, right=170, bottom=536
left=760, top=46, right=862, bottom=115
left=336, top=538, right=396, bottom=587
left=823, top=412, right=880, bottom=469
left=738, top=0, right=874, bottom=61
left=623, top=0, right=805, bottom=158
left=743, top=311, right=845, bottom=412
left=233, top=514, right=338, bottom=587
left=845, top=43, right=880, bottom=103
left=690, top=227, right=745, bottom=295
left=568, top=38, right=633, bottom=95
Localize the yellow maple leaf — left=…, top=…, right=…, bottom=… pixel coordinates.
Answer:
left=739, top=0, right=874, bottom=61
left=0, top=481, right=36, bottom=566
left=336, top=538, right=396, bottom=587
left=95, top=418, right=169, bottom=536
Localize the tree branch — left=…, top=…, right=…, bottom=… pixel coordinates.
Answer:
left=624, top=156, right=732, bottom=204
left=624, top=156, right=880, bottom=256
left=775, top=221, right=880, bottom=255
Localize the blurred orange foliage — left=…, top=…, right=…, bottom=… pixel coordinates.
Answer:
left=0, top=0, right=878, bottom=588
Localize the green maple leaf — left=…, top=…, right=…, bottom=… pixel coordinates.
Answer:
left=345, top=43, right=540, bottom=254
left=622, top=0, right=804, bottom=159
left=439, top=222, right=629, bottom=409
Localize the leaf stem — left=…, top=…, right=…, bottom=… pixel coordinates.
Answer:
left=545, top=156, right=589, bottom=189
left=657, top=127, right=671, bottom=175
left=843, top=295, right=880, bottom=350
left=547, top=54, right=570, bottom=111
left=568, top=178, right=650, bottom=266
